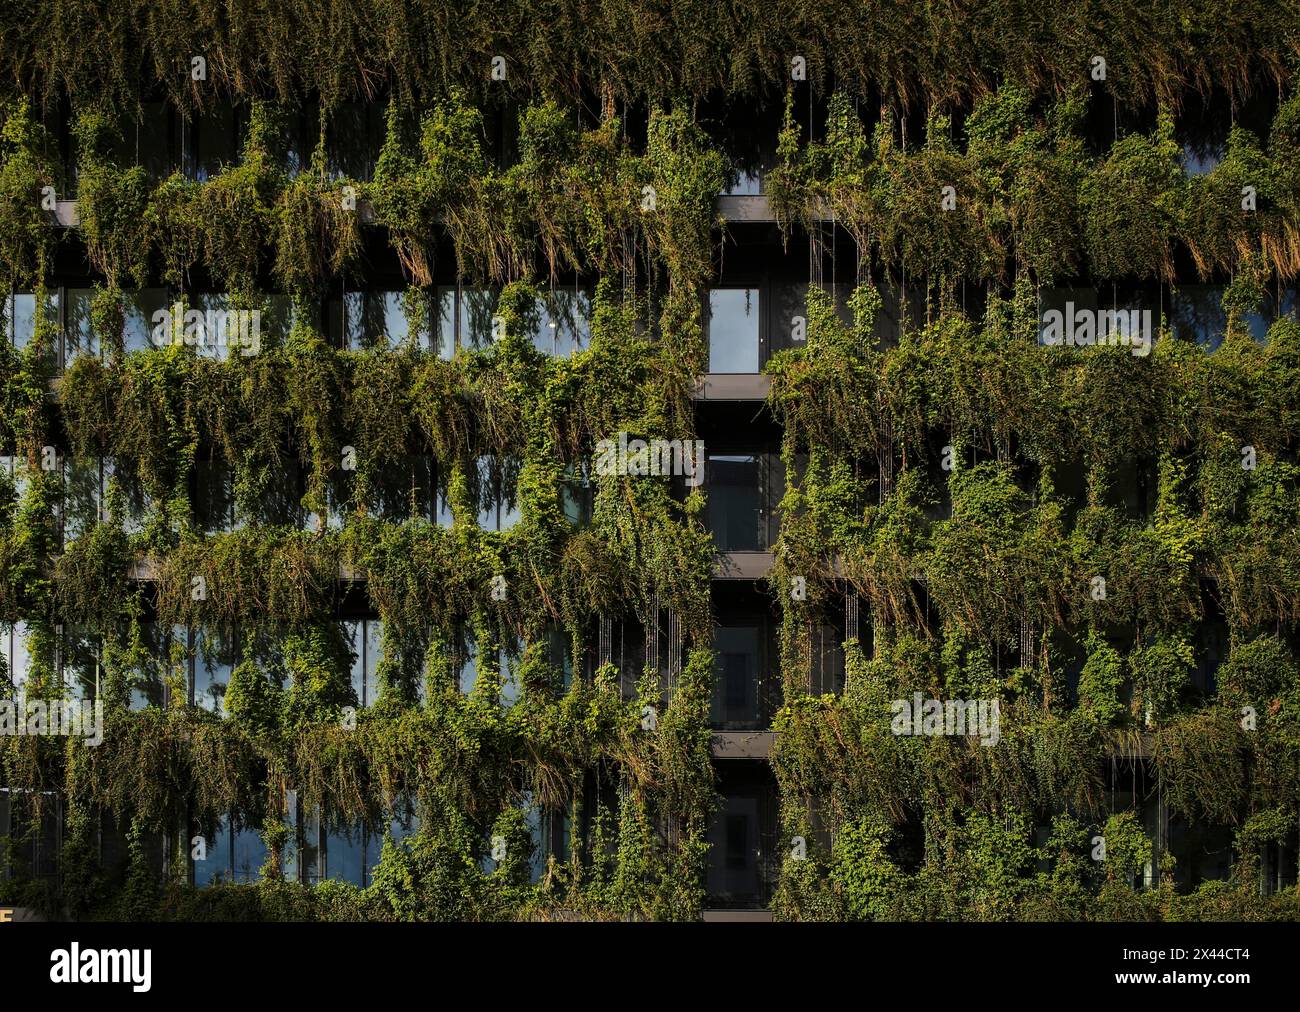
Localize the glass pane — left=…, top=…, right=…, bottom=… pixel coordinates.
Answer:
left=194, top=815, right=230, bottom=886
left=102, top=457, right=149, bottom=535
left=62, top=626, right=99, bottom=701
left=7, top=291, right=59, bottom=352
left=124, top=289, right=167, bottom=353
left=461, top=288, right=497, bottom=351
left=500, top=641, right=520, bottom=708
left=3, top=622, right=32, bottom=697
left=707, top=454, right=761, bottom=551
left=64, top=287, right=98, bottom=363
left=810, top=624, right=845, bottom=696
left=232, top=825, right=266, bottom=883
left=344, top=620, right=364, bottom=705
left=129, top=621, right=169, bottom=710
left=1171, top=285, right=1226, bottom=351
left=534, top=288, right=591, bottom=357
left=112, top=102, right=172, bottom=179
left=364, top=619, right=382, bottom=706
left=190, top=104, right=237, bottom=182
left=457, top=633, right=477, bottom=695
left=724, top=169, right=762, bottom=195
left=61, top=458, right=103, bottom=545
left=300, top=808, right=321, bottom=884
left=325, top=821, right=365, bottom=884
left=712, top=626, right=760, bottom=726
left=433, top=287, right=457, bottom=358
left=194, top=461, right=237, bottom=533
left=359, top=291, right=409, bottom=349
left=194, top=626, right=235, bottom=714
left=708, top=289, right=760, bottom=373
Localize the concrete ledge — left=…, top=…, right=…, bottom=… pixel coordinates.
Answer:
left=49, top=195, right=781, bottom=233
left=691, top=373, right=771, bottom=401
left=713, top=551, right=774, bottom=580
left=702, top=909, right=774, bottom=922
left=715, top=195, right=776, bottom=223
left=710, top=730, right=775, bottom=759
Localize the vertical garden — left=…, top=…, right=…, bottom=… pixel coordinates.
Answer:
left=0, top=1, right=1299, bottom=920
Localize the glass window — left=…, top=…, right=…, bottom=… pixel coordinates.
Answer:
left=330, top=291, right=417, bottom=350
left=299, top=807, right=322, bottom=885
left=532, top=288, right=591, bottom=357
left=724, top=169, right=762, bottom=196
left=457, top=631, right=478, bottom=695
left=60, top=457, right=104, bottom=545
left=500, top=638, right=521, bottom=708
left=372, top=808, right=418, bottom=880
left=369, top=455, right=443, bottom=523
left=61, top=626, right=100, bottom=701
left=1181, top=142, right=1222, bottom=176
left=2, top=622, right=33, bottom=697
left=5, top=291, right=59, bottom=352
left=1038, top=287, right=1098, bottom=347
left=326, top=101, right=385, bottom=182
left=193, top=460, right=238, bottom=533
left=433, top=287, right=457, bottom=358
left=345, top=620, right=365, bottom=705
left=708, top=289, right=761, bottom=373
left=461, top=288, right=498, bottom=350
left=433, top=285, right=498, bottom=356
left=194, top=626, right=236, bottom=714
left=324, top=820, right=365, bottom=885
left=231, top=823, right=267, bottom=883
left=809, top=623, right=846, bottom=696
left=712, top=625, right=760, bottom=727
left=102, top=457, right=149, bottom=536
left=707, top=453, right=762, bottom=551
left=110, top=102, right=172, bottom=180
left=545, top=624, right=573, bottom=691
left=124, top=289, right=168, bottom=353
left=193, top=815, right=231, bottom=886
left=64, top=287, right=98, bottom=364
left=185, top=103, right=238, bottom=183
left=1, top=455, right=31, bottom=503
left=190, top=293, right=238, bottom=360
left=128, top=621, right=175, bottom=710
left=364, top=618, right=382, bottom=706
left=475, top=455, right=520, bottom=532
left=561, top=464, right=591, bottom=528
left=524, top=798, right=570, bottom=884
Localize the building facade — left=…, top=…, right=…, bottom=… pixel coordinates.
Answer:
left=0, top=3, right=1298, bottom=921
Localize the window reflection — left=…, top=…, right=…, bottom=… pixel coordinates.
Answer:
left=123, top=289, right=168, bottom=353
left=64, top=287, right=98, bottom=365
left=707, top=454, right=761, bottom=551
left=708, top=289, right=761, bottom=373
left=5, top=291, right=59, bottom=354
left=531, top=288, right=591, bottom=357
left=434, top=285, right=498, bottom=356
left=61, top=625, right=100, bottom=701
left=475, top=455, right=520, bottom=531
left=192, top=816, right=230, bottom=886
left=194, top=626, right=236, bottom=714
left=330, top=291, right=424, bottom=350
left=1, top=621, right=32, bottom=697
left=184, top=103, right=238, bottom=183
